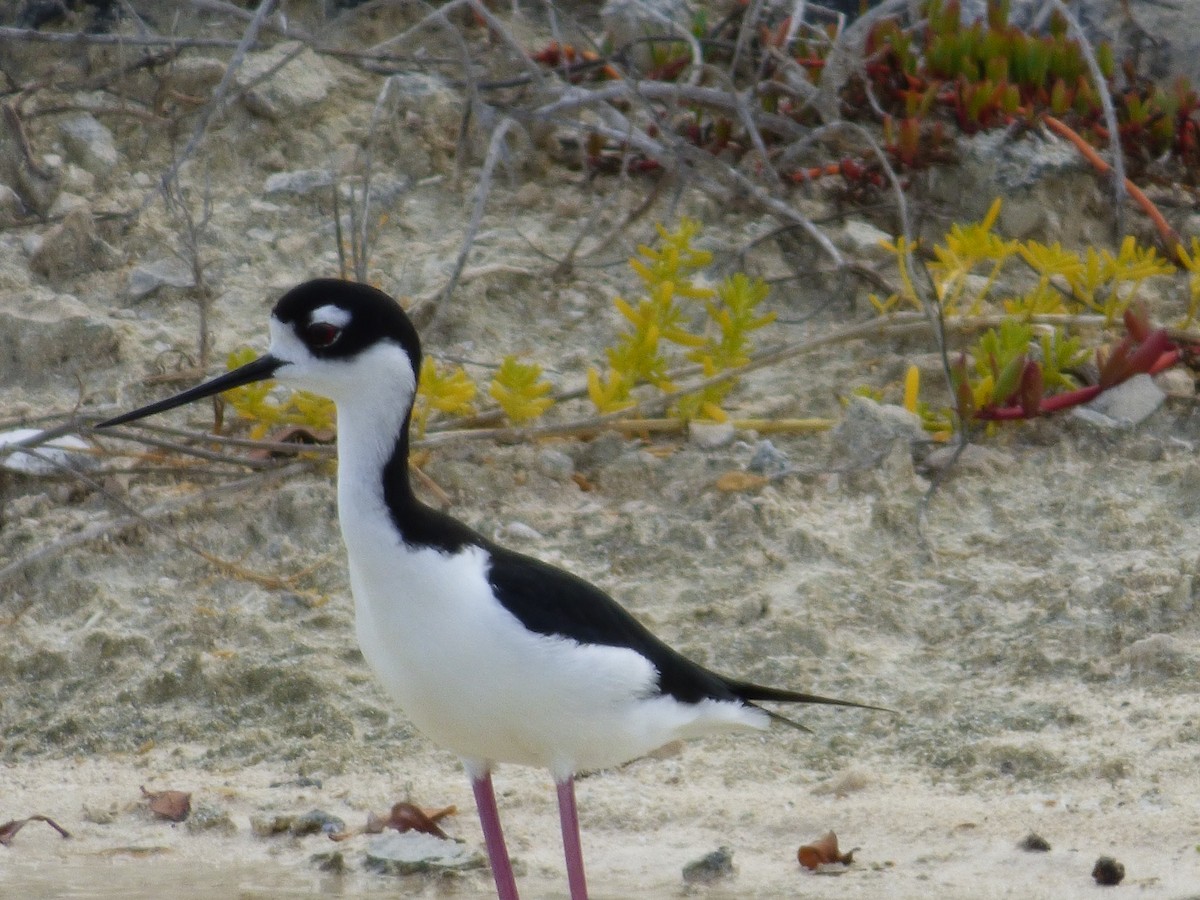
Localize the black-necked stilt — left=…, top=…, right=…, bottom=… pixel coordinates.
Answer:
left=100, top=278, right=880, bottom=899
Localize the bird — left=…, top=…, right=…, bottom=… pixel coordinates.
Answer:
left=99, top=278, right=880, bottom=899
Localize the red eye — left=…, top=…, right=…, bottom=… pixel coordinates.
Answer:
left=306, top=322, right=340, bottom=348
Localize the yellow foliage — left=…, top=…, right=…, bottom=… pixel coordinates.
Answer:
left=412, top=357, right=476, bottom=436
left=221, top=346, right=335, bottom=439
left=591, top=219, right=775, bottom=423
left=875, top=199, right=1176, bottom=324
left=489, top=356, right=554, bottom=424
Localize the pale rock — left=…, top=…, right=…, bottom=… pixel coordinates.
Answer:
left=29, top=207, right=122, bottom=283
left=58, top=113, right=119, bottom=178
left=1086, top=373, right=1165, bottom=426
left=128, top=258, right=196, bottom=299
left=688, top=419, right=735, bottom=449
left=1154, top=367, right=1194, bottom=397
left=840, top=220, right=894, bottom=259
left=831, top=395, right=925, bottom=471
left=0, top=428, right=96, bottom=476
left=168, top=56, right=227, bottom=97
left=264, top=169, right=334, bottom=196
left=235, top=43, right=335, bottom=118
left=0, top=290, right=118, bottom=380
left=363, top=831, right=485, bottom=876
left=46, top=191, right=89, bottom=218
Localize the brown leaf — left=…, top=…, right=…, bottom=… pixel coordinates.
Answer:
left=344, top=802, right=457, bottom=842
left=0, top=814, right=71, bottom=846
left=141, top=786, right=191, bottom=822
left=715, top=471, right=768, bottom=492
left=383, top=802, right=456, bottom=839
left=797, top=831, right=854, bottom=870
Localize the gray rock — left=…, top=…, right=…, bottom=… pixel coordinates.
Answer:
left=1070, top=406, right=1123, bottom=430
left=1121, top=633, right=1194, bottom=679
left=251, top=808, right=345, bottom=837
left=840, top=219, right=894, bottom=261
left=1086, top=373, right=1165, bottom=426
left=29, top=207, right=121, bottom=283
left=58, top=114, right=119, bottom=178
left=168, top=56, right=227, bottom=97
left=379, top=73, right=466, bottom=177
left=236, top=43, right=334, bottom=118
left=747, top=439, right=790, bottom=476
left=0, top=291, right=118, bottom=381
left=0, top=428, right=96, bottom=476
left=45, top=191, right=89, bottom=218
left=537, top=447, right=575, bottom=480
left=0, top=182, right=25, bottom=224
left=0, top=109, right=60, bottom=216
left=928, top=130, right=1095, bottom=242
left=128, top=258, right=196, bottom=299
left=682, top=846, right=734, bottom=884
left=831, top=395, right=925, bottom=471
left=264, top=169, right=334, bottom=197
left=688, top=419, right=735, bottom=448
left=363, top=831, right=486, bottom=876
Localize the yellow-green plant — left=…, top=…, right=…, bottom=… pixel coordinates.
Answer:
left=869, top=199, right=1183, bottom=434
left=588, top=218, right=775, bottom=421
left=871, top=199, right=1175, bottom=324
left=222, top=347, right=336, bottom=439
left=489, top=355, right=554, bottom=424
left=675, top=272, right=775, bottom=421
left=1176, top=236, right=1200, bottom=327
left=588, top=218, right=714, bottom=413
left=411, top=357, right=476, bottom=436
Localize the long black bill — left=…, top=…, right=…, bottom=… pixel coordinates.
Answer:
left=97, top=355, right=283, bottom=428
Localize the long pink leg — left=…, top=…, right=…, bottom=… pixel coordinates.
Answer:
left=556, top=776, right=589, bottom=900
left=471, top=772, right=520, bottom=900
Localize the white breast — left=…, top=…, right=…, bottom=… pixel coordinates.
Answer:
left=338, top=488, right=766, bottom=777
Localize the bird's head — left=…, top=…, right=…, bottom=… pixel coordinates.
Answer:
left=99, top=278, right=422, bottom=428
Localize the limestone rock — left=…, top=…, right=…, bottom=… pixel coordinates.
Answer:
left=29, top=207, right=121, bottom=283
left=58, top=114, right=119, bottom=179
left=235, top=43, right=335, bottom=119
left=0, top=291, right=118, bottom=381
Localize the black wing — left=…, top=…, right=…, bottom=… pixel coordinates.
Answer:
left=485, top=544, right=881, bottom=714
left=397, top=498, right=880, bottom=714
left=485, top=544, right=736, bottom=704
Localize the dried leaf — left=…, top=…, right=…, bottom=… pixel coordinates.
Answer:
left=383, top=802, right=455, bottom=839
left=345, top=802, right=457, bottom=843
left=0, top=814, right=71, bottom=846
left=141, top=786, right=192, bottom=822
left=715, top=471, right=768, bottom=492
left=797, top=831, right=854, bottom=870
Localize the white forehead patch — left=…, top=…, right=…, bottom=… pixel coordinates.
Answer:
left=310, top=304, right=352, bottom=328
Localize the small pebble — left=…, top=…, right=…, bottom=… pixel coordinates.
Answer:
left=688, top=420, right=735, bottom=449
left=747, top=439, right=790, bottom=476
left=251, top=808, right=344, bottom=837
left=1018, top=832, right=1051, bottom=852
left=682, top=846, right=734, bottom=884
left=311, top=850, right=346, bottom=874
left=1091, top=855, right=1125, bottom=886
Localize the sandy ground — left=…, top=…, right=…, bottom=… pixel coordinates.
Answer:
left=3, top=2, right=1200, bottom=898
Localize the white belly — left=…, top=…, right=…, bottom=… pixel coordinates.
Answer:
left=343, top=520, right=764, bottom=777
